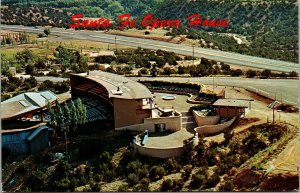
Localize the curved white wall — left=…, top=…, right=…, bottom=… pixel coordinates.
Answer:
left=194, top=117, right=237, bottom=135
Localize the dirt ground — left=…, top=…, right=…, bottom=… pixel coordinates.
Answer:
left=204, top=86, right=299, bottom=175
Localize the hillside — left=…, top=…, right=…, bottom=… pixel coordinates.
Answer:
left=1, top=0, right=298, bottom=62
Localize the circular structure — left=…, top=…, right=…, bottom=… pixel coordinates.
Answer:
left=162, top=95, right=176, bottom=100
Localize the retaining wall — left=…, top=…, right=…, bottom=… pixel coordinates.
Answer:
left=194, top=117, right=236, bottom=135
left=192, top=110, right=220, bottom=127
left=133, top=135, right=184, bottom=158
left=115, top=111, right=182, bottom=133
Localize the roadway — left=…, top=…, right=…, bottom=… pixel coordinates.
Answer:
left=1, top=24, right=299, bottom=73
left=34, top=75, right=299, bottom=107
left=130, top=76, right=299, bottom=106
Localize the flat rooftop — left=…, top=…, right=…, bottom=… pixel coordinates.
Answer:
left=144, top=130, right=193, bottom=148
left=213, top=98, right=250, bottom=108
left=73, top=71, right=153, bottom=99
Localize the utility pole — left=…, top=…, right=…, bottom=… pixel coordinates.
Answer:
left=213, top=76, right=215, bottom=100
left=115, top=36, right=117, bottom=51
left=192, top=44, right=195, bottom=66
left=272, top=103, right=275, bottom=124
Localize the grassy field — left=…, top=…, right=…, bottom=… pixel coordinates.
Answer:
left=1, top=33, right=135, bottom=60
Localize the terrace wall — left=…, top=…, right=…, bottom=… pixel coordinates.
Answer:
left=133, top=134, right=184, bottom=158
left=194, top=117, right=237, bottom=135
left=192, top=110, right=220, bottom=127
left=115, top=111, right=182, bottom=132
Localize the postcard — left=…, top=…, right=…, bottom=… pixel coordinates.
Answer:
left=1, top=0, right=299, bottom=192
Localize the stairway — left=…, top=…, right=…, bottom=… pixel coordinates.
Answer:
left=181, top=111, right=197, bottom=132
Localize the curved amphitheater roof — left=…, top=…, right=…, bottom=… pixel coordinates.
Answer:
left=73, top=71, right=153, bottom=99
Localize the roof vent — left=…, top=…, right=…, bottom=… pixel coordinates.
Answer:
left=111, top=89, right=123, bottom=95
left=19, top=100, right=29, bottom=107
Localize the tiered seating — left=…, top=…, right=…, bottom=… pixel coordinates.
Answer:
left=89, top=87, right=109, bottom=98
left=146, top=85, right=199, bottom=95
left=76, top=83, right=95, bottom=91
left=72, top=96, right=113, bottom=122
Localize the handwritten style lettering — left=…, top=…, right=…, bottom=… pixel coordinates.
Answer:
left=69, top=13, right=229, bottom=30
left=69, top=13, right=110, bottom=29
left=188, top=14, right=229, bottom=28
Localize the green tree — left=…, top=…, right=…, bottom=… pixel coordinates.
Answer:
left=47, top=99, right=86, bottom=156
left=15, top=48, right=35, bottom=66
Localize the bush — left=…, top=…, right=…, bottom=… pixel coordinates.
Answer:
left=26, top=170, right=47, bottom=191
left=36, top=151, right=54, bottom=164
left=261, top=69, right=272, bottom=78
left=25, top=64, right=36, bottom=75
left=137, top=165, right=149, bottom=179
left=93, top=174, right=103, bottom=182
left=181, top=164, right=193, bottom=180
left=246, top=69, right=257, bottom=78
left=7, top=83, right=18, bottom=92
left=16, top=161, right=30, bottom=174
left=161, top=178, right=184, bottom=191
left=149, top=166, right=166, bottom=180
left=165, top=158, right=181, bottom=174
left=99, top=151, right=111, bottom=163
left=231, top=69, right=243, bottom=77
left=205, top=173, right=220, bottom=188
left=53, top=177, right=71, bottom=191
left=126, top=160, right=142, bottom=174
left=90, top=181, right=101, bottom=192
left=289, top=71, right=298, bottom=77
left=190, top=173, right=206, bottom=188
left=118, top=184, right=130, bottom=192
left=138, top=68, right=148, bottom=75
left=218, top=178, right=234, bottom=191
left=127, top=173, right=139, bottom=186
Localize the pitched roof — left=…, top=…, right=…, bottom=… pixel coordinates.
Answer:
left=213, top=99, right=250, bottom=108
left=1, top=91, right=57, bottom=120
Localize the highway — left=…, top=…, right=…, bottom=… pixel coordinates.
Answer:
left=130, top=76, right=299, bottom=106
left=34, top=75, right=299, bottom=107
left=1, top=24, right=298, bottom=73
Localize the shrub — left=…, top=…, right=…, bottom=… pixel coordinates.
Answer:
left=218, top=178, right=234, bottom=191
left=99, top=151, right=111, bottom=163
left=246, top=69, right=257, bottom=78
left=137, top=165, right=149, bottom=179
left=93, top=174, right=103, bottom=182
left=118, top=184, right=130, bottom=192
left=261, top=69, right=272, bottom=78
left=149, top=166, right=166, bottom=180
left=7, top=83, right=18, bottom=92
left=127, top=173, right=139, bottom=186
left=26, top=170, right=47, bottom=191
left=126, top=160, right=142, bottom=174
left=16, top=161, right=30, bottom=174
left=165, top=158, right=181, bottom=174
left=138, top=68, right=149, bottom=75
left=190, top=173, right=206, bottom=188
left=161, top=178, right=184, bottom=191
left=289, top=71, right=298, bottom=77
left=54, top=177, right=71, bottom=191
left=205, top=173, right=220, bottom=188
left=231, top=69, right=243, bottom=77
left=161, top=179, right=174, bottom=191
left=36, top=151, right=54, bottom=164
left=90, top=181, right=101, bottom=192
left=181, top=164, right=193, bottom=180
